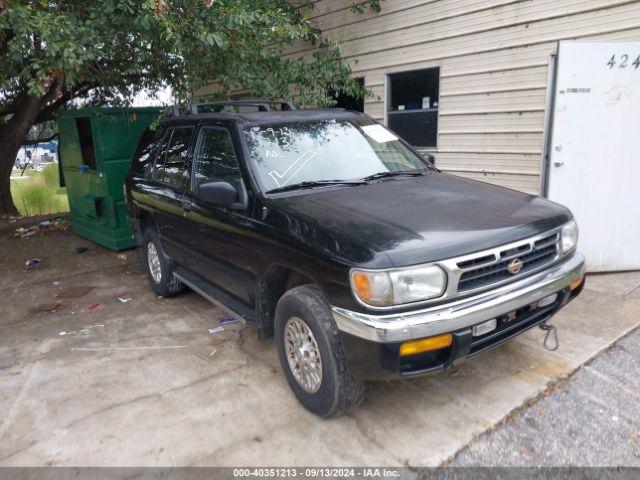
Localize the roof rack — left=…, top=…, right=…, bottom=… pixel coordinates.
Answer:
left=169, top=100, right=296, bottom=116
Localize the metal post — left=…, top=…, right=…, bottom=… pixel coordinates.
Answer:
left=540, top=51, right=559, bottom=198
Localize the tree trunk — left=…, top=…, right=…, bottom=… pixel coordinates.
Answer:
left=0, top=141, right=21, bottom=215
left=0, top=93, right=45, bottom=216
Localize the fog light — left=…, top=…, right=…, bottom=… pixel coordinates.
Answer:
left=472, top=318, right=497, bottom=337
left=570, top=276, right=584, bottom=291
left=399, top=334, right=452, bottom=357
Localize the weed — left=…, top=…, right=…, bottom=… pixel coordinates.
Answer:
left=11, top=167, right=69, bottom=216
left=41, top=163, right=62, bottom=191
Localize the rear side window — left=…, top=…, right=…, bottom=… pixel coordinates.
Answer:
left=154, top=129, right=173, bottom=177
left=154, top=127, right=194, bottom=190
left=131, top=127, right=162, bottom=177
left=194, top=128, right=241, bottom=190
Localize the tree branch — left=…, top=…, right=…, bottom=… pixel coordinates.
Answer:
left=22, top=132, right=58, bottom=145
left=34, top=82, right=95, bottom=124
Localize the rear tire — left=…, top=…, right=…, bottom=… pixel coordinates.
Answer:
left=274, top=285, right=366, bottom=417
left=140, top=227, right=183, bottom=297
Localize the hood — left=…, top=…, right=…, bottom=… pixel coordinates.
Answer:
left=266, top=173, right=571, bottom=269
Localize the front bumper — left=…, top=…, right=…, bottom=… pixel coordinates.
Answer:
left=332, top=252, right=586, bottom=380
left=332, top=252, right=585, bottom=343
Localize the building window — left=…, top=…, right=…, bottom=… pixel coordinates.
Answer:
left=387, top=68, right=439, bottom=148
left=329, top=77, right=365, bottom=112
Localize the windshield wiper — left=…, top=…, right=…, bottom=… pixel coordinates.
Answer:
left=362, top=170, right=430, bottom=182
left=266, top=179, right=366, bottom=194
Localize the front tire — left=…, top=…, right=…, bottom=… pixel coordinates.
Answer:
left=140, top=227, right=183, bottom=297
left=274, top=285, right=366, bottom=417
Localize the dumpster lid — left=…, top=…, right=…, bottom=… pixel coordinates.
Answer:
left=59, top=107, right=164, bottom=119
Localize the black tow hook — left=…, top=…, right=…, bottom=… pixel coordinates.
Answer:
left=539, top=321, right=559, bottom=351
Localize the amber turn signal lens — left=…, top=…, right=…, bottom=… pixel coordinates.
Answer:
left=399, top=333, right=453, bottom=357
left=570, top=276, right=584, bottom=291
left=352, top=272, right=372, bottom=302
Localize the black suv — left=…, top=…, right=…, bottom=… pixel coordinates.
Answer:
left=125, top=101, right=585, bottom=417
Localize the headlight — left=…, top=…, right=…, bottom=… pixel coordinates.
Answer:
left=350, top=265, right=447, bottom=307
left=561, top=219, right=579, bottom=254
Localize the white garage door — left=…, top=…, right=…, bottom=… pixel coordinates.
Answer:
left=548, top=41, right=640, bottom=272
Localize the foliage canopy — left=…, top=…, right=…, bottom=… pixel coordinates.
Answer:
left=1, top=0, right=379, bottom=118
left=0, top=0, right=380, bottom=214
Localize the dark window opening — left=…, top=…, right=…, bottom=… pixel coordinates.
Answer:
left=75, top=117, right=97, bottom=169
left=329, top=77, right=365, bottom=112
left=95, top=197, right=104, bottom=218
left=387, top=68, right=439, bottom=147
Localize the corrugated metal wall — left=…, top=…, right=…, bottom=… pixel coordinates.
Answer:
left=289, top=0, right=640, bottom=194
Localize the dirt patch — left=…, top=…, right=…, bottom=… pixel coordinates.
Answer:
left=56, top=285, right=94, bottom=299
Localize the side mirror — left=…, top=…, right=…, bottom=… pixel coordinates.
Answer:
left=198, top=181, right=238, bottom=207
left=423, top=153, right=435, bottom=164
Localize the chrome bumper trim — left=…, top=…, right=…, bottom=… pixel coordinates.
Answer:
left=332, top=252, right=585, bottom=343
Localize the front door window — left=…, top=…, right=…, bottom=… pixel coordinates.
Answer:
left=194, top=127, right=242, bottom=191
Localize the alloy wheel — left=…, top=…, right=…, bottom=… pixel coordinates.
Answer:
left=147, top=241, right=162, bottom=284
left=284, top=316, right=323, bottom=393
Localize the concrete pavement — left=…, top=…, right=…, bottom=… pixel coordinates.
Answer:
left=1, top=226, right=639, bottom=467
left=450, top=328, right=640, bottom=466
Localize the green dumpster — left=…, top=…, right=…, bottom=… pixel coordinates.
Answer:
left=58, top=107, right=162, bottom=251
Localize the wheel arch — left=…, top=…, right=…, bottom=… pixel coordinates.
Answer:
left=134, top=209, right=159, bottom=242
left=257, top=263, right=322, bottom=338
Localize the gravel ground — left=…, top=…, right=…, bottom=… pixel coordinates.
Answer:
left=450, top=328, right=640, bottom=466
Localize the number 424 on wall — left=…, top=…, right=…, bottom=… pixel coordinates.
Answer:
left=606, top=53, right=640, bottom=69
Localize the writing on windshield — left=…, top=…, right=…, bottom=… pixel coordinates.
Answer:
left=244, top=120, right=429, bottom=191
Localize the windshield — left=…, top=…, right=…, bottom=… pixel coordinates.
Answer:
left=243, top=119, right=433, bottom=192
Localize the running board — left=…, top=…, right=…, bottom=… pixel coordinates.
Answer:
left=173, top=267, right=256, bottom=324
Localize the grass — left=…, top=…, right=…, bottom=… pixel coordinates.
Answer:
left=11, top=163, right=69, bottom=217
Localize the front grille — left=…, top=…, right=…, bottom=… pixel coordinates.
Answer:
left=457, top=234, right=559, bottom=292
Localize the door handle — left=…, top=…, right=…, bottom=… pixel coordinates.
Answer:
left=554, top=161, right=564, bottom=167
